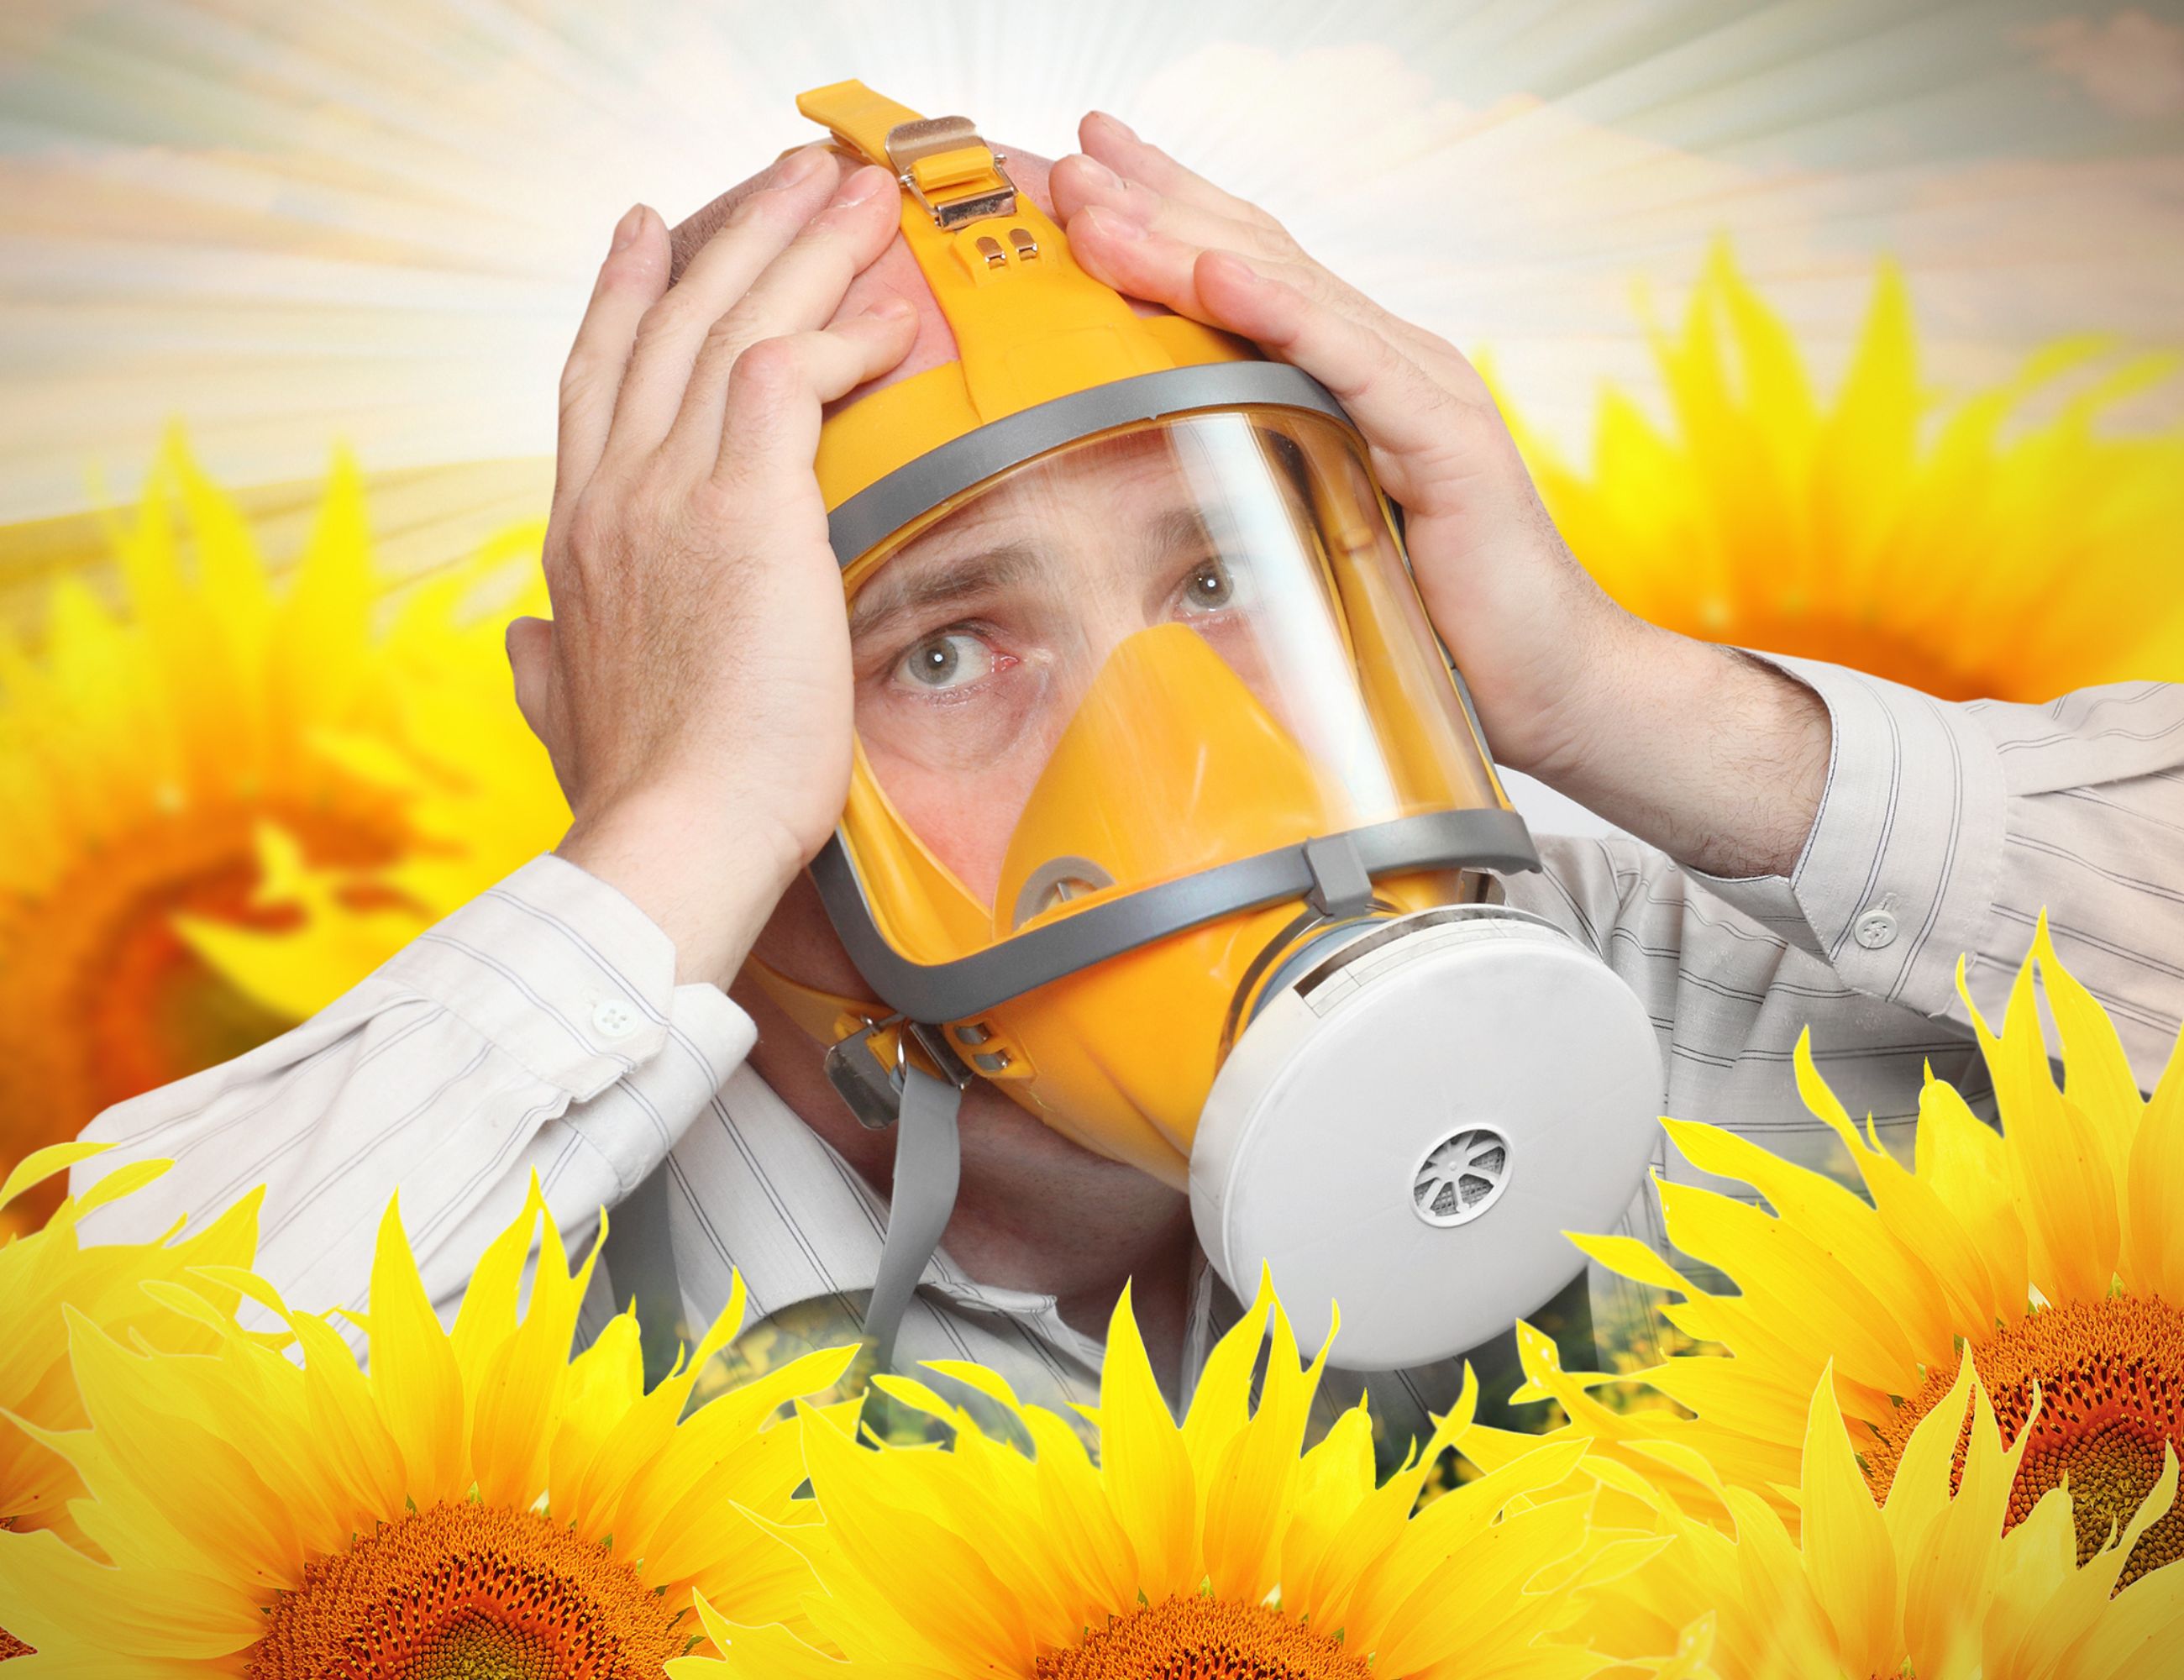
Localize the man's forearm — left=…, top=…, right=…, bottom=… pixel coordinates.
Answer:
left=1526, top=624, right=1831, bottom=882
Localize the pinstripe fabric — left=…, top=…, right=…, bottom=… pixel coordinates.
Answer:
left=75, top=658, right=2184, bottom=1442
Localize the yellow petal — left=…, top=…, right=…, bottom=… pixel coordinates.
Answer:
left=1794, top=1365, right=1896, bottom=1672
left=1094, top=1282, right=1194, bottom=1599
left=363, top=1194, right=466, bottom=1503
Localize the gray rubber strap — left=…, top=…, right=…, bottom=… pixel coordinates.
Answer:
left=864, top=1063, right=964, bottom=1371
left=601, top=1159, right=687, bottom=1391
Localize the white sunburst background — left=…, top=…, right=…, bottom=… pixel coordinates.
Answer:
left=3, top=0, right=2182, bottom=824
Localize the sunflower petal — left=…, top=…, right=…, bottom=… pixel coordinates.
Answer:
left=1794, top=1364, right=1896, bottom=1673
left=1095, top=1283, right=1194, bottom=1599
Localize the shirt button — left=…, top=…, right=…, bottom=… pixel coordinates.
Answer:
left=591, top=998, right=639, bottom=1039
left=1853, top=908, right=1899, bottom=950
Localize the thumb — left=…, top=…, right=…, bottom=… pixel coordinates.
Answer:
left=506, top=615, right=557, bottom=748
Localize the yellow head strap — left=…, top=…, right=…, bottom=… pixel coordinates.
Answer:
left=795, top=79, right=1252, bottom=514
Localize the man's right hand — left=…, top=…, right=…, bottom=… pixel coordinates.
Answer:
left=507, top=149, right=916, bottom=990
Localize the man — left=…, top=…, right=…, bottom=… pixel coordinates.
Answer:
left=79, top=105, right=2184, bottom=1446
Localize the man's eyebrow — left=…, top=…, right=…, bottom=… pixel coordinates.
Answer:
left=847, top=540, right=1043, bottom=639
left=1149, top=505, right=1221, bottom=551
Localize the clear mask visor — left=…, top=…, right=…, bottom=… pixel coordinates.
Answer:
left=839, top=407, right=1509, bottom=965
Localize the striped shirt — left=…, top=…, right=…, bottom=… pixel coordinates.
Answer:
left=76, top=656, right=2184, bottom=1452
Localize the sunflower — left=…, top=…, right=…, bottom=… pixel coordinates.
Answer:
left=0, top=1179, right=855, bottom=1675
left=0, top=431, right=559, bottom=1233
left=1500, top=244, right=2184, bottom=702
left=174, top=528, right=570, bottom=1027
left=0, top=1142, right=260, bottom=1660
left=1473, top=922, right=2184, bottom=1592
left=1583, top=1361, right=2184, bottom=1680
left=670, top=1283, right=1641, bottom=1680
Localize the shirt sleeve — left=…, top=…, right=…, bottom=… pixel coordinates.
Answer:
left=1666, top=659, right=2184, bottom=1088
left=73, top=853, right=756, bottom=1320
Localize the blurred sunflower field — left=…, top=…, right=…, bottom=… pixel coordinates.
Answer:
left=5, top=0, right=2184, bottom=1672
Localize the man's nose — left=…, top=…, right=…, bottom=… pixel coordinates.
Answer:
left=1041, top=591, right=1178, bottom=731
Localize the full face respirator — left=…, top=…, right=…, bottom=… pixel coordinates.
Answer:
left=670, top=81, right=1665, bottom=1375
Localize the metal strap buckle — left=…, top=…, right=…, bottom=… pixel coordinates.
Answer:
left=823, top=1014, right=975, bottom=1131
left=885, top=114, right=1016, bottom=229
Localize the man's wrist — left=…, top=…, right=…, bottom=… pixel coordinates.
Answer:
left=557, top=788, right=804, bottom=990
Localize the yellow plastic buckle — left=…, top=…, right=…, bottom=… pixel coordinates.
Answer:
left=885, top=114, right=1016, bottom=229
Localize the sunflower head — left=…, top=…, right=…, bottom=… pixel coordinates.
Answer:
left=1469, top=921, right=2184, bottom=1585
left=1580, top=1360, right=2184, bottom=1679
left=1499, top=242, right=2184, bottom=702
left=0, top=1142, right=260, bottom=1551
left=0, top=433, right=559, bottom=1230
left=675, top=1278, right=1630, bottom=1680
left=0, top=1177, right=858, bottom=1674
left=0, top=1142, right=261, bottom=1661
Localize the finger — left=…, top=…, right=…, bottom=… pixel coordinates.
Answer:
left=554, top=205, right=669, bottom=512
left=712, top=304, right=918, bottom=491
left=1079, top=223, right=1488, bottom=503
left=667, top=144, right=853, bottom=281
left=1078, top=109, right=1280, bottom=230
left=1050, top=150, right=1286, bottom=265
left=506, top=616, right=556, bottom=748
left=1063, top=204, right=1230, bottom=323
left=1058, top=166, right=1482, bottom=398
left=601, top=145, right=843, bottom=468
left=1068, top=206, right=1492, bottom=418
left=1191, top=247, right=1459, bottom=450
left=666, top=164, right=903, bottom=472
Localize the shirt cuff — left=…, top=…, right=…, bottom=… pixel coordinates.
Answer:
left=379, top=853, right=754, bottom=1101
left=1685, top=654, right=2008, bottom=1018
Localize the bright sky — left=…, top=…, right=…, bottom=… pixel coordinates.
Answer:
left=1, top=0, right=2180, bottom=522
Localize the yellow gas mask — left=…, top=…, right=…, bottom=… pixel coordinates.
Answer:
left=747, top=81, right=1662, bottom=1372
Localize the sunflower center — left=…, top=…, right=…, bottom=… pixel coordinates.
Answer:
left=1866, top=1294, right=2184, bottom=1587
left=1033, top=1595, right=1370, bottom=1680
left=0, top=800, right=406, bottom=1231
left=0, top=1515, right=24, bottom=1662
left=247, top=1500, right=680, bottom=1680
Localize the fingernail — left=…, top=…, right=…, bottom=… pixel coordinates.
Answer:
left=1084, top=204, right=1143, bottom=241
left=1075, top=154, right=1124, bottom=195
left=778, top=145, right=832, bottom=187
left=609, top=204, right=645, bottom=255
left=1092, top=109, right=1140, bottom=142
left=864, top=294, right=914, bottom=320
left=1203, top=249, right=1261, bottom=286
left=831, top=163, right=894, bottom=209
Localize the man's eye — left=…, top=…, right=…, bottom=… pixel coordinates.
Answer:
left=895, top=631, right=996, bottom=691
left=1179, top=558, right=1244, bottom=615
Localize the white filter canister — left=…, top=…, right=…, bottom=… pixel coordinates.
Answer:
left=1189, top=906, right=1664, bottom=1369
